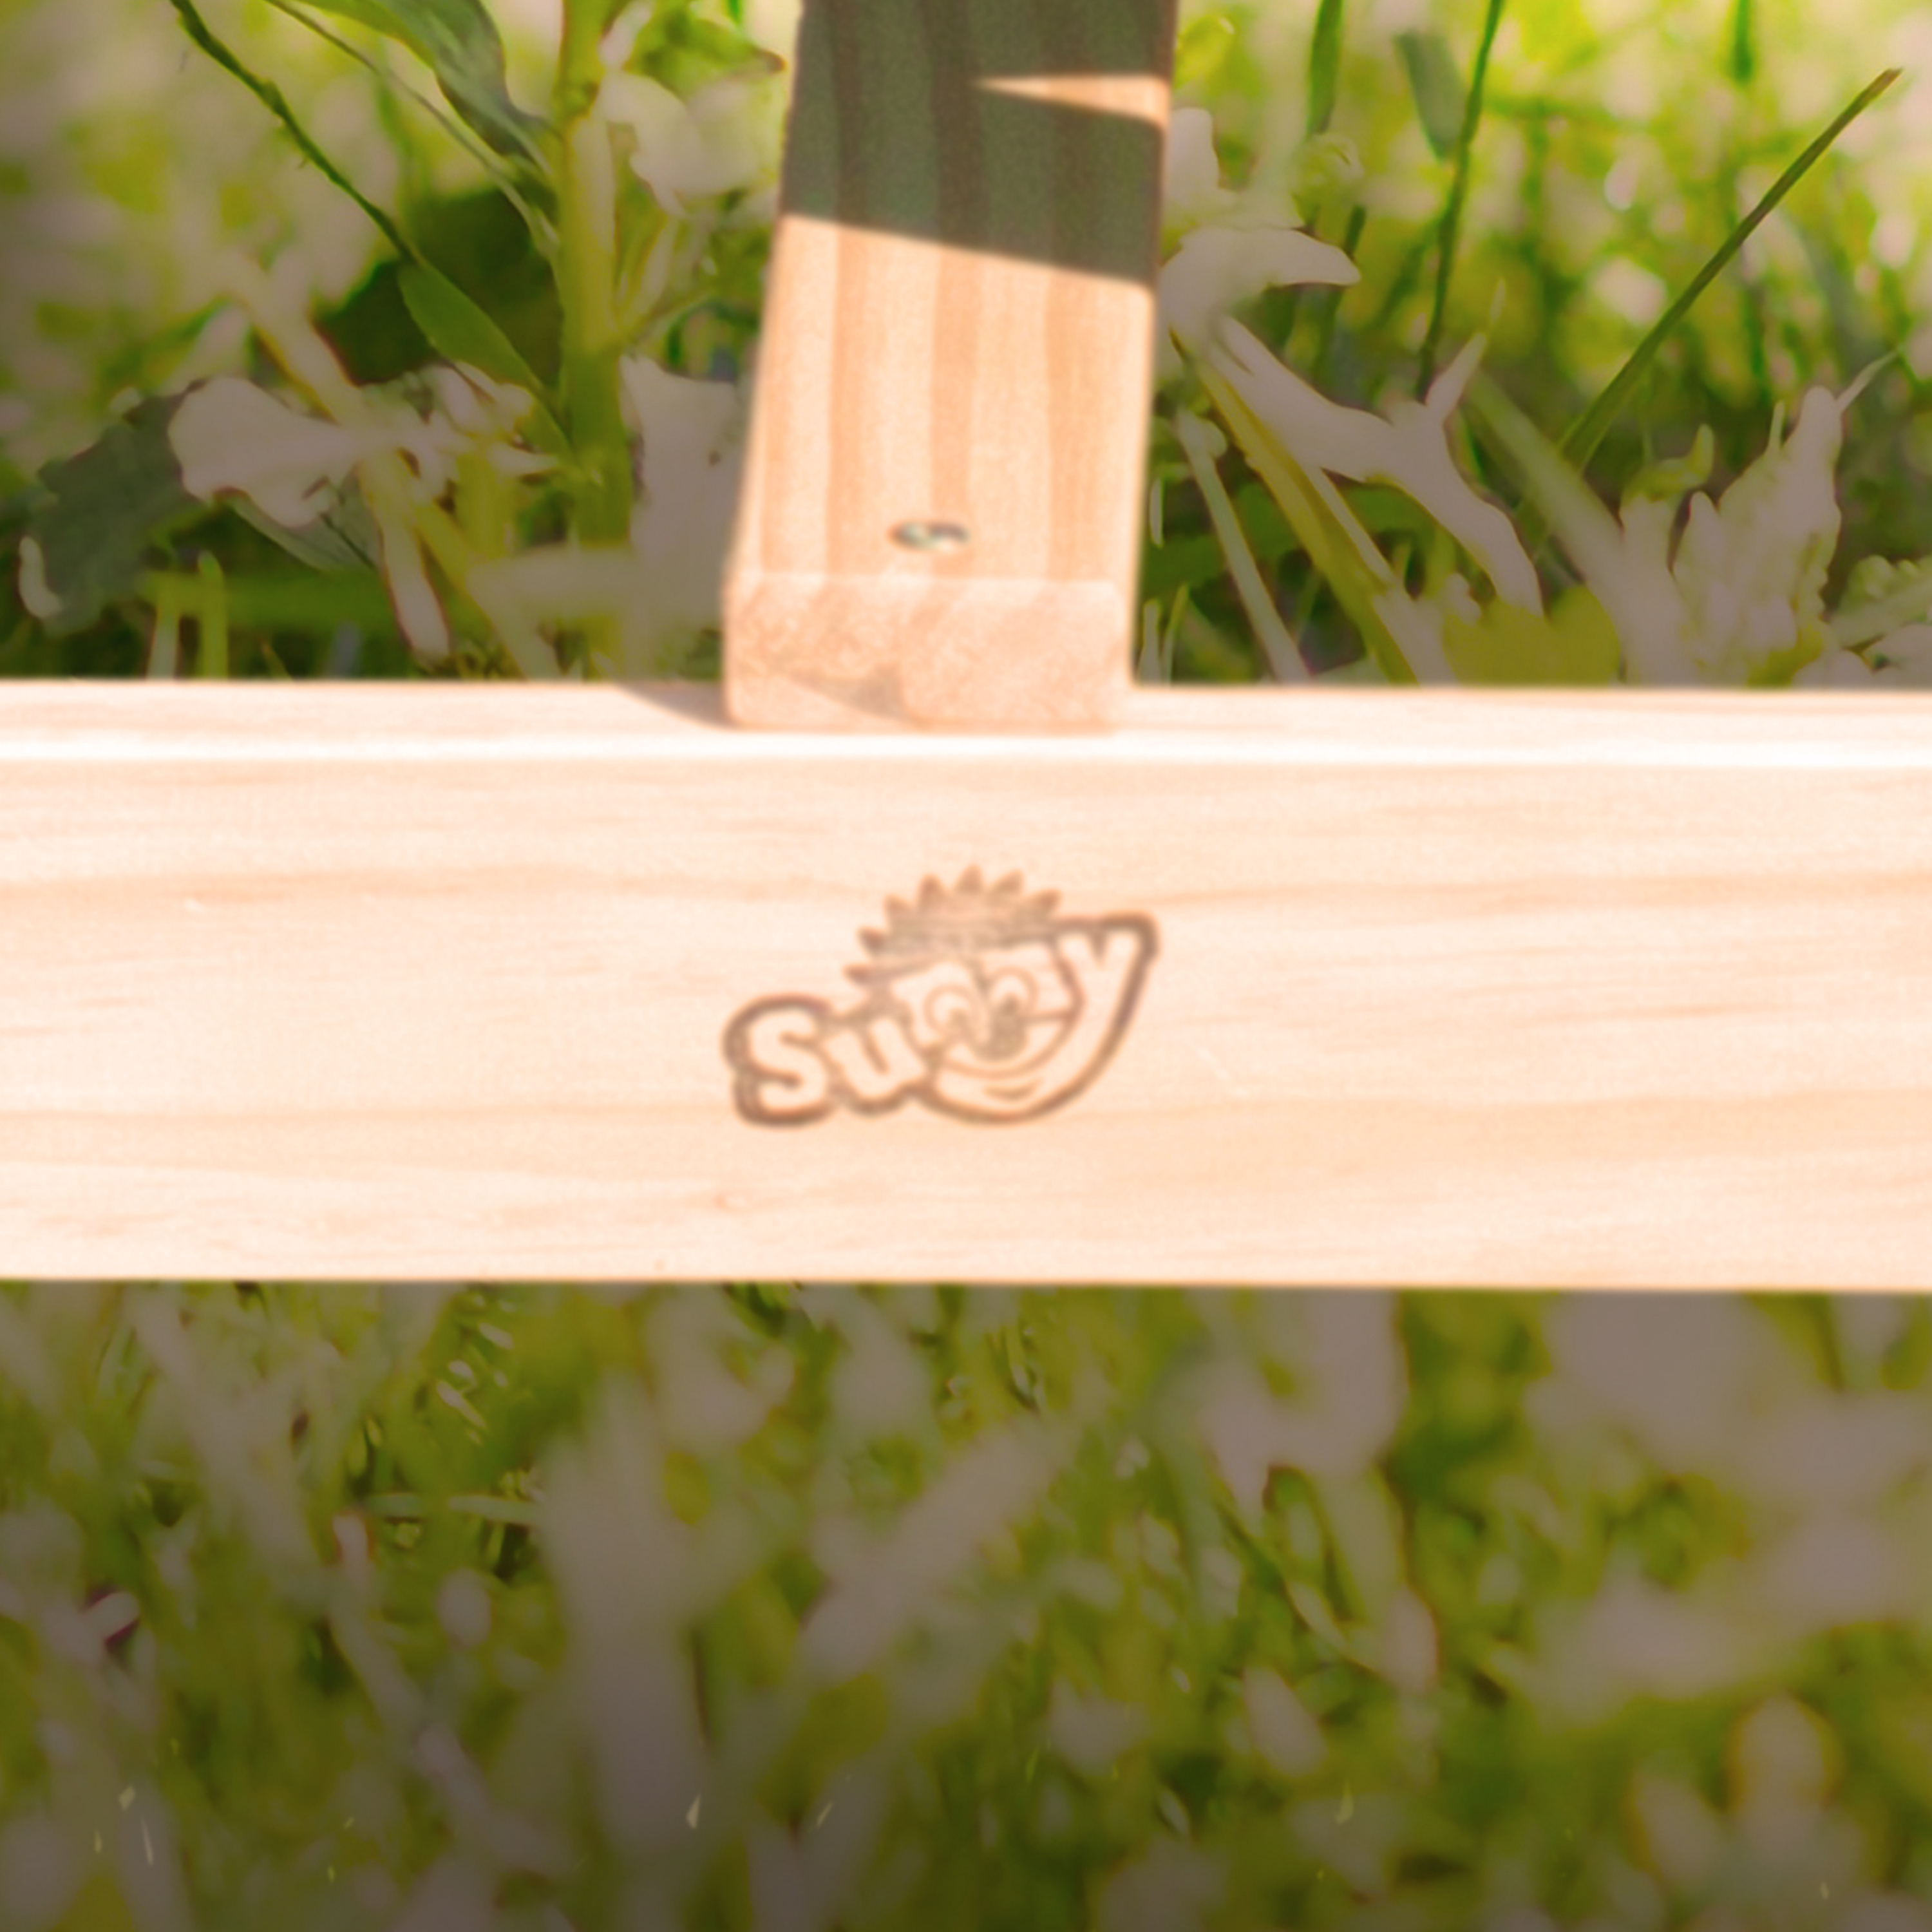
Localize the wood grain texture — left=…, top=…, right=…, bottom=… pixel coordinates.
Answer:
left=3, top=679, right=1931, bottom=1287
left=720, top=0, right=1176, bottom=730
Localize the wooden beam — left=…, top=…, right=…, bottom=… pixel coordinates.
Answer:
left=4, top=679, right=1930, bottom=1287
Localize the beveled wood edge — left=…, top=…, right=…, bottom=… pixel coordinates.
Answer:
left=1, top=682, right=1931, bottom=765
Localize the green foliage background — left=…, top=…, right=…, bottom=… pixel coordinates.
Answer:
left=13, top=1285, right=1932, bottom=1932
left=3, top=1, right=1932, bottom=1927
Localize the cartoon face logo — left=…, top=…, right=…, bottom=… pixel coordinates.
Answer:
left=723, top=869, right=1159, bottom=1126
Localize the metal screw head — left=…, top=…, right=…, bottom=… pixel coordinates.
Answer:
left=890, top=520, right=972, bottom=553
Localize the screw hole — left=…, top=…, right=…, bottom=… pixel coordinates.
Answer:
left=891, top=520, right=972, bottom=553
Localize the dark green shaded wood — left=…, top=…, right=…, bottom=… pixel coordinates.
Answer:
left=780, top=0, right=1178, bottom=285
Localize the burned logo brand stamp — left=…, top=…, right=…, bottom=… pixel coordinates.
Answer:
left=723, top=869, right=1159, bottom=1127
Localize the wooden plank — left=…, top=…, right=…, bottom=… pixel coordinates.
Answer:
left=3, top=680, right=1931, bottom=1287
left=720, top=0, right=1176, bottom=730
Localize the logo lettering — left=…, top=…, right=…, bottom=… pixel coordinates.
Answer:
left=723, top=869, right=1159, bottom=1127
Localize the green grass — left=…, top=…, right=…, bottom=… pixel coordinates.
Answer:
left=11, top=1283, right=1932, bottom=1930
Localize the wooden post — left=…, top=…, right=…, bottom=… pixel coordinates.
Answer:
left=721, top=0, right=1177, bottom=730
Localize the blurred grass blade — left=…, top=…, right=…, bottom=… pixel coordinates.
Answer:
left=263, top=0, right=545, bottom=219
left=167, top=0, right=413, bottom=261
left=1395, top=28, right=1465, bottom=160
left=1173, top=414, right=1308, bottom=683
left=194, top=553, right=229, bottom=678
left=301, top=0, right=545, bottom=161
left=1466, top=375, right=1627, bottom=587
left=1195, top=356, right=1431, bottom=684
left=140, top=569, right=400, bottom=636
left=1466, top=372, right=1695, bottom=684
left=1137, top=599, right=1162, bottom=681
left=398, top=263, right=570, bottom=454
left=1728, top=0, right=1756, bottom=85
left=1137, top=586, right=1197, bottom=685
left=148, top=581, right=182, bottom=680
left=1416, top=0, right=1507, bottom=395
left=1308, top=0, right=1347, bottom=137
left=1560, top=67, right=1900, bottom=475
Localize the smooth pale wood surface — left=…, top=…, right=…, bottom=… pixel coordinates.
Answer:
left=4, top=680, right=1932, bottom=1287
left=721, top=0, right=1175, bottom=730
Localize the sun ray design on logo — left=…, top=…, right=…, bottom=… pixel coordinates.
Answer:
left=722, top=869, right=1159, bottom=1127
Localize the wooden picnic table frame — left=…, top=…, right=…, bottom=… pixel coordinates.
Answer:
left=3, top=0, right=1929, bottom=1287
